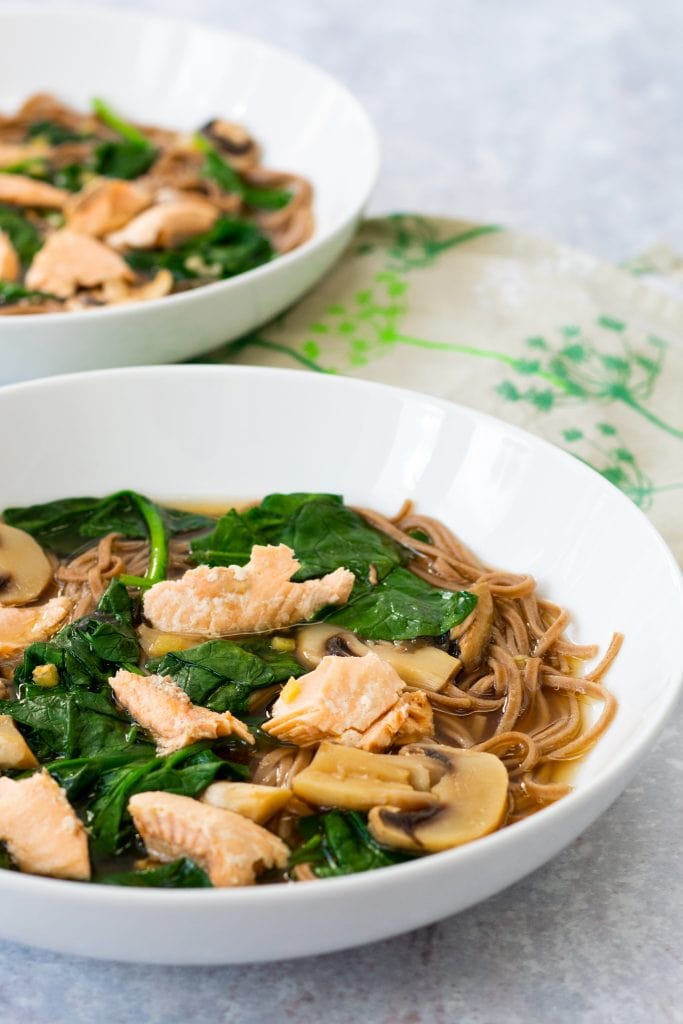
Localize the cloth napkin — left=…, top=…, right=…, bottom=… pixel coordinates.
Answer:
left=198, top=215, right=683, bottom=562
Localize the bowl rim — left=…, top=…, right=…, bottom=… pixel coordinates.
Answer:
left=0, top=363, right=681, bottom=907
left=0, top=3, right=380, bottom=327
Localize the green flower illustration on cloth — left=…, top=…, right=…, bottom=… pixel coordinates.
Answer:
left=199, top=214, right=682, bottom=511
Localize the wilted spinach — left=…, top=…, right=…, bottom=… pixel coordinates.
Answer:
left=25, top=120, right=87, bottom=145
left=328, top=567, right=477, bottom=641
left=87, top=744, right=246, bottom=855
left=196, top=135, right=291, bottom=210
left=151, top=637, right=303, bottom=715
left=91, top=97, right=158, bottom=180
left=3, top=490, right=213, bottom=560
left=190, top=493, right=405, bottom=581
left=289, top=811, right=406, bottom=877
left=0, top=281, right=56, bottom=307
left=0, top=204, right=42, bottom=265
left=98, top=857, right=212, bottom=888
left=125, top=215, right=273, bottom=282
left=1, top=581, right=147, bottom=761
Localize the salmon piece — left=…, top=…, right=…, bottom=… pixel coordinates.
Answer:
left=0, top=771, right=90, bottom=880
left=263, top=652, right=428, bottom=750
left=65, top=178, right=152, bottom=237
left=107, top=198, right=218, bottom=249
left=0, top=715, right=38, bottom=770
left=128, top=791, right=289, bottom=886
left=355, top=690, right=433, bottom=752
left=0, top=173, right=68, bottom=208
left=0, top=596, right=70, bottom=657
left=0, top=141, right=51, bottom=168
left=109, top=669, right=253, bottom=754
left=144, top=544, right=355, bottom=637
left=25, top=229, right=134, bottom=298
left=0, top=231, right=19, bottom=281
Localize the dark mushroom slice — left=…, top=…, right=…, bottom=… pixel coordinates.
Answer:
left=200, top=119, right=260, bottom=164
left=0, top=524, right=53, bottom=606
left=368, top=743, right=508, bottom=852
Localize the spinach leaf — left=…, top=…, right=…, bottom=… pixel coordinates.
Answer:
left=88, top=745, right=245, bottom=855
left=0, top=204, right=42, bottom=264
left=46, top=750, right=152, bottom=801
left=151, top=637, right=303, bottom=715
left=190, top=493, right=405, bottom=582
left=0, top=281, right=56, bottom=307
left=328, top=567, right=477, bottom=641
left=98, top=857, right=212, bottom=888
left=0, top=846, right=13, bottom=872
left=25, top=120, right=86, bottom=145
left=289, top=811, right=405, bottom=877
left=13, top=579, right=139, bottom=692
left=0, top=688, right=149, bottom=763
left=197, top=137, right=291, bottom=210
left=90, top=98, right=157, bottom=180
left=2, top=582, right=147, bottom=761
left=94, top=140, right=157, bottom=180
left=3, top=490, right=213, bottom=558
left=125, top=215, right=273, bottom=282
left=51, top=162, right=90, bottom=193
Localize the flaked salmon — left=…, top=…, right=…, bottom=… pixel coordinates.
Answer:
left=0, top=173, right=68, bottom=208
left=0, top=596, right=70, bottom=657
left=65, top=178, right=152, bottom=237
left=0, top=231, right=19, bottom=281
left=128, top=791, right=288, bottom=886
left=0, top=771, right=90, bottom=879
left=109, top=669, right=254, bottom=754
left=263, top=652, right=434, bottom=751
left=25, top=228, right=135, bottom=298
left=107, top=198, right=218, bottom=249
left=0, top=715, right=38, bottom=770
left=143, top=544, right=355, bottom=637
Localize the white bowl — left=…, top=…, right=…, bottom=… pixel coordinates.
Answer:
left=0, top=6, right=378, bottom=384
left=0, top=365, right=681, bottom=964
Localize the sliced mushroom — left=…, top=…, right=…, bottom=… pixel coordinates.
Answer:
left=450, top=583, right=493, bottom=672
left=0, top=716, right=38, bottom=770
left=200, top=120, right=260, bottom=170
left=368, top=743, right=509, bottom=853
left=292, top=740, right=437, bottom=812
left=0, top=523, right=53, bottom=606
left=296, top=622, right=459, bottom=692
left=201, top=782, right=292, bottom=825
left=99, top=269, right=173, bottom=305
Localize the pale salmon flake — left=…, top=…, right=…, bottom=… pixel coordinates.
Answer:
left=65, top=178, right=152, bottom=237
left=0, top=596, right=70, bottom=658
left=0, top=771, right=90, bottom=880
left=263, top=652, right=434, bottom=751
left=143, top=544, right=355, bottom=637
left=25, top=228, right=134, bottom=298
left=128, top=791, right=289, bottom=886
left=106, top=197, right=218, bottom=250
left=0, top=173, right=68, bottom=208
left=109, top=669, right=254, bottom=754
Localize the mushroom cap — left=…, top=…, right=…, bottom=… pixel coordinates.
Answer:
left=0, top=523, right=53, bottom=606
left=368, top=743, right=509, bottom=853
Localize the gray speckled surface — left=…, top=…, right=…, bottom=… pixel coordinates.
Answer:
left=2, top=2, right=682, bottom=1021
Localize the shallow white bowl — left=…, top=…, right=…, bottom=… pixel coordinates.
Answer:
left=0, top=365, right=681, bottom=964
left=0, top=6, right=378, bottom=384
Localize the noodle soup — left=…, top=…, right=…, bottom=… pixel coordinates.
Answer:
left=0, top=491, right=620, bottom=888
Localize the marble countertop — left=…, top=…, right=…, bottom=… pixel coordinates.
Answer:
left=2, top=2, right=681, bottom=1022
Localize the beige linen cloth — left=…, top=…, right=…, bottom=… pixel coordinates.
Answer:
left=200, top=216, right=683, bottom=562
